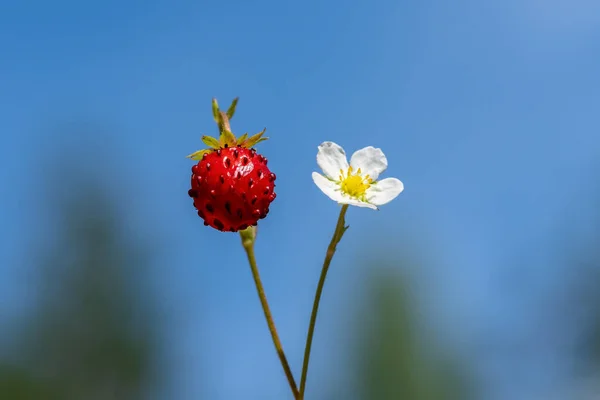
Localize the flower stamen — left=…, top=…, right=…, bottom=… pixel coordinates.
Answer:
left=339, top=166, right=372, bottom=199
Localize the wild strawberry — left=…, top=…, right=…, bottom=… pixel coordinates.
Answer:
left=186, top=98, right=277, bottom=232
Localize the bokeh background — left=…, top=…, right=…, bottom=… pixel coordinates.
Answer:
left=2, top=0, right=600, bottom=399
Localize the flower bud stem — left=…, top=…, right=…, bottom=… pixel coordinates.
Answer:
left=299, top=204, right=349, bottom=397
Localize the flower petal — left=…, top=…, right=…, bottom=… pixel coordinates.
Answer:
left=366, top=178, right=404, bottom=206
left=312, top=172, right=345, bottom=202
left=349, top=146, right=387, bottom=181
left=317, top=142, right=349, bottom=180
left=342, top=196, right=378, bottom=210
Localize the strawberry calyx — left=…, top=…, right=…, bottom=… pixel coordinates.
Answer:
left=186, top=98, right=268, bottom=160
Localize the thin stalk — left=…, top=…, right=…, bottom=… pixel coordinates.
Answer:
left=241, top=232, right=300, bottom=398
left=299, top=205, right=349, bottom=397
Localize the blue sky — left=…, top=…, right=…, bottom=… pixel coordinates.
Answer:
left=2, top=0, right=600, bottom=398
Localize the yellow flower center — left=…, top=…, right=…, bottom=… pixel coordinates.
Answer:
left=339, top=166, right=372, bottom=199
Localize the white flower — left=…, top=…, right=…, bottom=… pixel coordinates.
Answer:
left=312, top=141, right=404, bottom=210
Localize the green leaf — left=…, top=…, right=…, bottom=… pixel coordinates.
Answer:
left=244, top=128, right=267, bottom=148
left=186, top=149, right=212, bottom=160
left=226, top=97, right=239, bottom=120
left=236, top=132, right=248, bottom=145
left=219, top=130, right=237, bottom=147
left=201, top=135, right=220, bottom=148
left=211, top=98, right=221, bottom=125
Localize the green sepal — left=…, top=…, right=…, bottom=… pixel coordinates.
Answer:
left=186, top=149, right=212, bottom=160
left=226, top=97, right=239, bottom=120
left=220, top=130, right=237, bottom=147
left=187, top=97, right=270, bottom=161
left=242, top=128, right=267, bottom=148
left=236, top=133, right=248, bottom=145
left=201, top=135, right=220, bottom=148
left=212, top=98, right=222, bottom=125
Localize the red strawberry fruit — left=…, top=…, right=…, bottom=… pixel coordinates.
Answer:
left=187, top=98, right=277, bottom=232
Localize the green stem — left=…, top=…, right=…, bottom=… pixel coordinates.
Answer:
left=299, top=205, right=349, bottom=397
left=241, top=232, right=300, bottom=399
